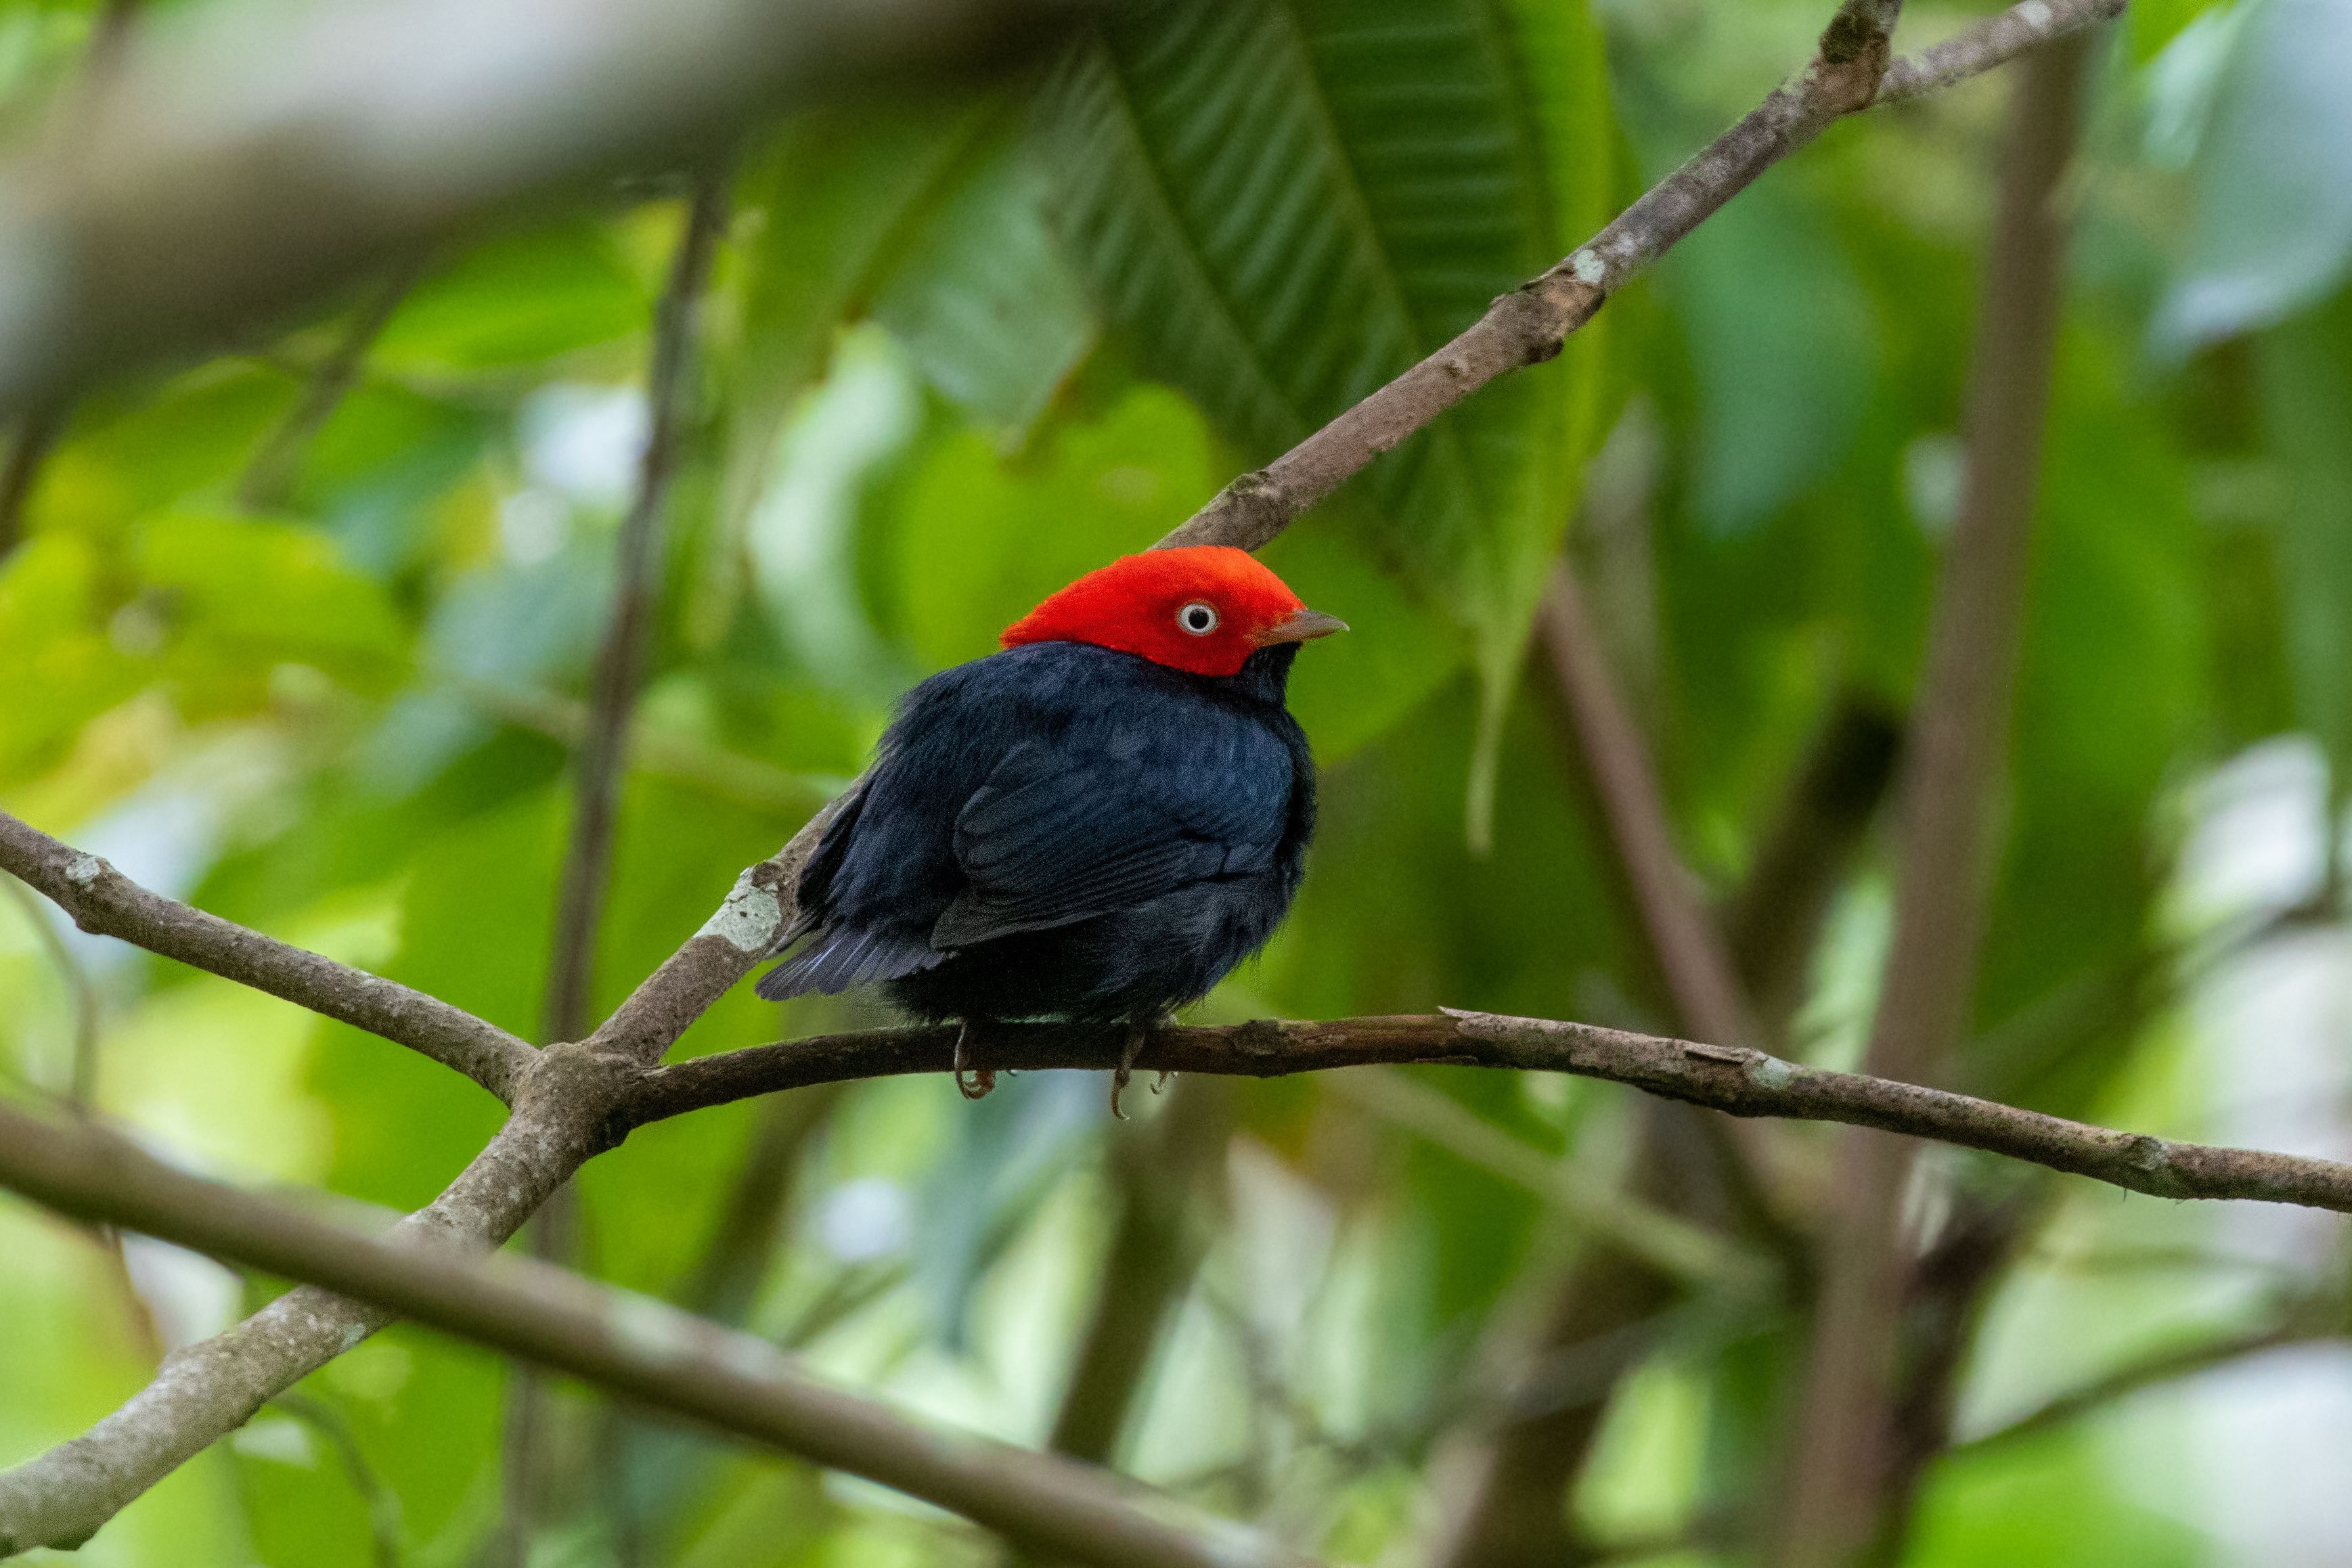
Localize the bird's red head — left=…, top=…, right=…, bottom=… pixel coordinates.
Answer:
left=1000, top=546, right=1347, bottom=678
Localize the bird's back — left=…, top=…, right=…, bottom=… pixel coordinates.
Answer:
left=759, top=640, right=1312, bottom=1023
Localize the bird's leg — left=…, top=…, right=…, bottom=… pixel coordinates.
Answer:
left=1109, top=1019, right=1156, bottom=1120
left=953, top=1018, right=996, bottom=1101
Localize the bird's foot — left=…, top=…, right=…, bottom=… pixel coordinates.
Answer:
left=953, top=1019, right=996, bottom=1101
left=1109, top=1022, right=1154, bottom=1120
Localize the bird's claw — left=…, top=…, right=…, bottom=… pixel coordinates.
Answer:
left=1109, top=1023, right=1157, bottom=1120
left=954, top=1020, right=996, bottom=1101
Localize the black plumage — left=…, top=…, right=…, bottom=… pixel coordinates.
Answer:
left=756, top=639, right=1314, bottom=1025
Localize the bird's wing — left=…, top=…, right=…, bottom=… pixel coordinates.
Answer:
left=931, top=734, right=1289, bottom=949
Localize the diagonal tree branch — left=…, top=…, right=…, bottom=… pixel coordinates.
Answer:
left=0, top=1098, right=1323, bottom=1568
left=0, top=811, right=533, bottom=1101
left=1157, top=0, right=2125, bottom=556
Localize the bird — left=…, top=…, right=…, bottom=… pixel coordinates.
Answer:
left=755, top=545, right=1345, bottom=1106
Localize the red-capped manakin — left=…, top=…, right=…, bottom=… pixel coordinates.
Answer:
left=756, top=546, right=1345, bottom=1103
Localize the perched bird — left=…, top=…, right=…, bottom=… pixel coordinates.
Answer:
left=756, top=545, right=1344, bottom=1102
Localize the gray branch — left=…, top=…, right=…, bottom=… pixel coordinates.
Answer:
left=617, top=1012, right=2352, bottom=1216
left=0, top=810, right=532, bottom=1100
left=0, top=1098, right=1321, bottom=1568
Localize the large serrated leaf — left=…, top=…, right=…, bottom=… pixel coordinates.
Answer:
left=1031, top=0, right=1615, bottom=846
left=869, top=109, right=1096, bottom=436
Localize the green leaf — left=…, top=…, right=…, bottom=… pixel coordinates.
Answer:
left=373, top=219, right=646, bottom=369
left=2155, top=0, right=2352, bottom=347
left=698, top=95, right=1005, bottom=650
left=889, top=380, right=1220, bottom=672
left=132, top=512, right=410, bottom=711
left=0, top=531, right=143, bottom=784
left=1031, top=0, right=1617, bottom=846
left=869, top=108, right=1097, bottom=434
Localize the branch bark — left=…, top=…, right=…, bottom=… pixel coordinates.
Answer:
left=7, top=1003, right=2348, bottom=1558
left=1773, top=28, right=2095, bottom=1566
left=0, top=810, right=533, bottom=1100
left=1155, top=0, right=2125, bottom=556
left=605, top=1012, right=2352, bottom=1216
left=0, top=1098, right=1323, bottom=1568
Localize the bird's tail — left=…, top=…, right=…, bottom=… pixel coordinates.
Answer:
left=754, top=926, right=946, bottom=1001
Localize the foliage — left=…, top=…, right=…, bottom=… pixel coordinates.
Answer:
left=4, top=0, right=2352, bottom=1563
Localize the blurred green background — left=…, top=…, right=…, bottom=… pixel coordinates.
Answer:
left=5, top=0, right=2352, bottom=1563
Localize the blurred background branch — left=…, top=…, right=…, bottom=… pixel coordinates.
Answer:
left=497, top=164, right=730, bottom=1568
left=1775, top=28, right=2093, bottom=1565
left=0, top=0, right=1090, bottom=415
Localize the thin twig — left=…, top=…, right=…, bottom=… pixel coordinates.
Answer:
left=0, top=1098, right=1323, bottom=1568
left=236, top=256, right=425, bottom=512
left=542, top=171, right=729, bottom=1049
left=0, top=812, right=533, bottom=1101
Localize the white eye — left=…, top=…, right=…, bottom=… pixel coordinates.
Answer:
left=1176, top=601, right=1219, bottom=635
